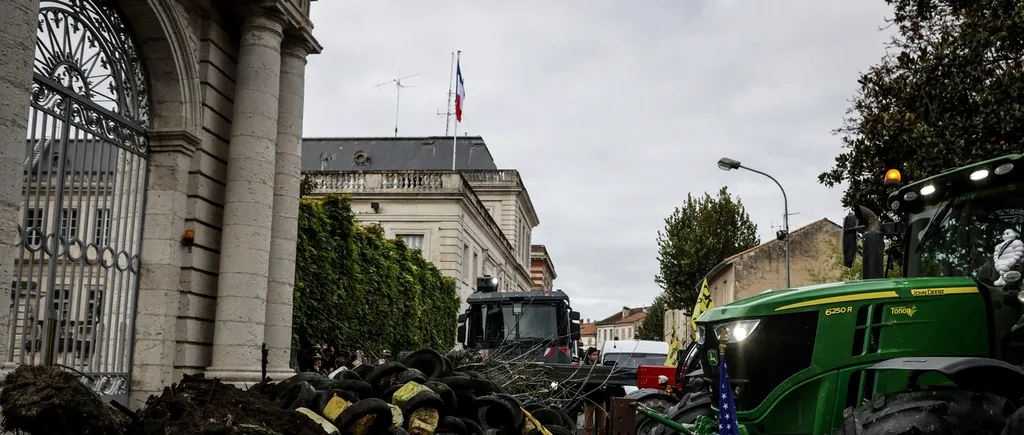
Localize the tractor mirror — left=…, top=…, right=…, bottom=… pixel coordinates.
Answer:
left=842, top=213, right=859, bottom=268
left=569, top=311, right=581, bottom=321
left=457, top=324, right=466, bottom=343
left=570, top=322, right=581, bottom=341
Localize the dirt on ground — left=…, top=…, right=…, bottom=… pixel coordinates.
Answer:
left=0, top=365, right=327, bottom=435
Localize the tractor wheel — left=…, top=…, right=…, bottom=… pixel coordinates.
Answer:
left=643, top=392, right=713, bottom=435
left=834, top=389, right=1014, bottom=435
left=633, top=394, right=680, bottom=435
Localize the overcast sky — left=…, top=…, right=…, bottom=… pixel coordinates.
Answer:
left=302, top=1, right=896, bottom=321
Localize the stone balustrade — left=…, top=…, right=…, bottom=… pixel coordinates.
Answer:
left=306, top=171, right=464, bottom=194
left=460, top=169, right=522, bottom=186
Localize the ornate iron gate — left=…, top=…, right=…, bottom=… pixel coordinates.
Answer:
left=7, top=0, right=150, bottom=404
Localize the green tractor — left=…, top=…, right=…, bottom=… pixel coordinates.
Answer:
left=677, top=154, right=1024, bottom=434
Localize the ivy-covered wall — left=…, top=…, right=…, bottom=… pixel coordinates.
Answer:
left=293, top=194, right=460, bottom=354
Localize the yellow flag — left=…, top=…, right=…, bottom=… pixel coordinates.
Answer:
left=664, top=336, right=682, bottom=366
left=691, top=278, right=715, bottom=340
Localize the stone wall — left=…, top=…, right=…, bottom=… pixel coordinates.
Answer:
left=706, top=219, right=842, bottom=305
left=731, top=220, right=841, bottom=301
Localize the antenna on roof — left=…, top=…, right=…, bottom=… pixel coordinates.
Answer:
left=318, top=151, right=336, bottom=170
left=375, top=69, right=420, bottom=137
left=436, top=51, right=456, bottom=136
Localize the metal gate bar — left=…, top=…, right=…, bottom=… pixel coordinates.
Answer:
left=10, top=0, right=151, bottom=405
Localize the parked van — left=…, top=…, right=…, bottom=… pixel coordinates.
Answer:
left=600, top=339, right=670, bottom=367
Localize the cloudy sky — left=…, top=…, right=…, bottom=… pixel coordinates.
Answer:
left=303, top=1, right=896, bottom=320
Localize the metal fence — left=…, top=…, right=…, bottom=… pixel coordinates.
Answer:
left=7, top=0, right=151, bottom=405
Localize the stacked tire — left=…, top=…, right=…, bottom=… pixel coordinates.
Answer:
left=265, top=348, right=576, bottom=434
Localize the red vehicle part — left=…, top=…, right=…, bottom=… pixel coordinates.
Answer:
left=636, top=364, right=684, bottom=391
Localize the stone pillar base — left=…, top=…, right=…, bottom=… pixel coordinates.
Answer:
left=264, top=367, right=298, bottom=381
left=202, top=367, right=266, bottom=385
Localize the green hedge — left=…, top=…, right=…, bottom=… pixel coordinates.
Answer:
left=293, top=194, right=460, bottom=354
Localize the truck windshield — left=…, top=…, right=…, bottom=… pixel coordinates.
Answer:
left=905, top=184, right=1024, bottom=282
left=468, top=303, right=565, bottom=346
left=603, top=352, right=668, bottom=368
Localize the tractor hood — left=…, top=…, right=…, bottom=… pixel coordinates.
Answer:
left=695, top=275, right=979, bottom=323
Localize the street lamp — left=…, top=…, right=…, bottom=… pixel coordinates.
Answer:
left=717, top=157, right=791, bottom=288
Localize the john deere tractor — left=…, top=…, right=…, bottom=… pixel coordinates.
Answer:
left=677, top=154, right=1024, bottom=434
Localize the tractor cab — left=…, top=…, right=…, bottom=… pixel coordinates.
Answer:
left=875, top=154, right=1024, bottom=364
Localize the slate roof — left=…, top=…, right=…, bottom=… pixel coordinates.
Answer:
left=301, top=136, right=498, bottom=172
left=23, top=139, right=121, bottom=174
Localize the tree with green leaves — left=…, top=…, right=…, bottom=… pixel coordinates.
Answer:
left=819, top=0, right=1023, bottom=217
left=655, top=186, right=760, bottom=312
left=635, top=294, right=667, bottom=341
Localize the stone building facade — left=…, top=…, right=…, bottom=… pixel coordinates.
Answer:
left=595, top=306, right=647, bottom=350
left=301, top=136, right=540, bottom=308
left=0, top=0, right=321, bottom=408
left=705, top=218, right=842, bottom=305
left=530, top=245, right=556, bottom=290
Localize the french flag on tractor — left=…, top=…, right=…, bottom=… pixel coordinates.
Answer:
left=455, top=60, right=465, bottom=122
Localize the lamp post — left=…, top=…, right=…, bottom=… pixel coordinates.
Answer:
left=717, top=157, right=791, bottom=289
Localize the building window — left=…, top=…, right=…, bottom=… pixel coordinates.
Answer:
left=462, top=244, right=471, bottom=282
left=24, top=208, right=43, bottom=248
left=60, top=208, right=79, bottom=240
left=397, top=234, right=424, bottom=252
left=86, top=289, right=103, bottom=330
left=472, top=252, right=479, bottom=288
left=94, top=208, right=111, bottom=246
left=51, top=288, right=72, bottom=321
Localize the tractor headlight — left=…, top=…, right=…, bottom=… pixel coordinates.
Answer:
left=713, top=319, right=761, bottom=343
left=696, top=325, right=706, bottom=345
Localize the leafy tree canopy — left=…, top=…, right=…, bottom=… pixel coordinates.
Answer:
left=636, top=294, right=667, bottom=341
left=655, top=186, right=760, bottom=311
left=820, top=0, right=1024, bottom=217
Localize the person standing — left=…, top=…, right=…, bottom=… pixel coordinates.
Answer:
left=581, top=347, right=607, bottom=435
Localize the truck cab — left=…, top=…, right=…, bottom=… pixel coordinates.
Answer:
left=456, top=275, right=582, bottom=364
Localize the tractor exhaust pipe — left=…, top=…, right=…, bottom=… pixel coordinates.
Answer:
left=843, top=205, right=885, bottom=280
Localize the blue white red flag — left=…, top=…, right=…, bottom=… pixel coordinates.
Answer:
left=455, top=60, right=466, bottom=122
left=719, top=349, right=740, bottom=435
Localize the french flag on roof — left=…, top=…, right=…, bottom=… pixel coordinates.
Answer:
left=455, top=60, right=465, bottom=122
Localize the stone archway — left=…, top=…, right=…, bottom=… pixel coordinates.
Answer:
left=6, top=0, right=200, bottom=406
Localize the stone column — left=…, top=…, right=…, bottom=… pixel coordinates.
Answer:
left=0, top=0, right=39, bottom=372
left=129, top=131, right=199, bottom=408
left=264, top=39, right=310, bottom=379
left=205, top=11, right=284, bottom=384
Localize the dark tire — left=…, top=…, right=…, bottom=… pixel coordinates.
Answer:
left=648, top=392, right=713, bottom=435
left=634, top=394, right=679, bottom=435
left=833, top=389, right=1014, bottom=435
left=402, top=348, right=449, bottom=379
left=1004, top=405, right=1024, bottom=435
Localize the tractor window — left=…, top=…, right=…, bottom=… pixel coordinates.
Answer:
left=906, top=184, right=1024, bottom=282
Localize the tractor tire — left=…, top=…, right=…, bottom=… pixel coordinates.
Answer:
left=633, top=394, right=678, bottom=435
left=834, top=389, right=1014, bottom=435
left=646, top=392, right=714, bottom=435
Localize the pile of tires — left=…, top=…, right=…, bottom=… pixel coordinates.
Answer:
left=265, top=348, right=577, bottom=435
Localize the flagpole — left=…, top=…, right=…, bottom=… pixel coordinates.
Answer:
left=451, top=50, right=461, bottom=171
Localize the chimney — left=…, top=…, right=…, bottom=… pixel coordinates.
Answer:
left=622, top=307, right=629, bottom=318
